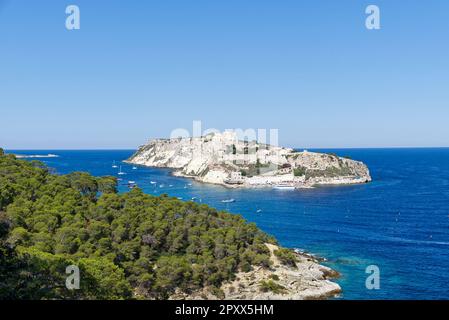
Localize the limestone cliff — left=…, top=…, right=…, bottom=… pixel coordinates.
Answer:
left=127, top=132, right=371, bottom=188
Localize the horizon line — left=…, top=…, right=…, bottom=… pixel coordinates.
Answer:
left=4, top=146, right=449, bottom=151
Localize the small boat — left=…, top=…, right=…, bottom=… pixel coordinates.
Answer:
left=112, top=161, right=118, bottom=168
left=118, top=166, right=126, bottom=175
left=128, top=181, right=136, bottom=184
left=188, top=183, right=192, bottom=186
left=273, top=184, right=295, bottom=190
left=159, top=184, right=165, bottom=188
left=191, top=197, right=197, bottom=201
left=150, top=181, right=157, bottom=184
left=132, top=166, right=137, bottom=170
left=177, top=197, right=183, bottom=200
left=221, top=199, right=235, bottom=203
left=168, top=184, right=174, bottom=187
left=256, top=209, right=263, bottom=213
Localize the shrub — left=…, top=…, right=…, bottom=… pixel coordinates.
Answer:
left=259, top=280, right=286, bottom=294
left=273, top=248, right=298, bottom=267
left=210, top=286, right=225, bottom=299
left=293, top=166, right=307, bottom=177
left=269, top=274, right=279, bottom=281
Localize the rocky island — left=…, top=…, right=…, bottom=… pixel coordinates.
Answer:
left=127, top=132, right=371, bottom=189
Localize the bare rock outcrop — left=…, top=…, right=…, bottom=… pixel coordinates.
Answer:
left=170, top=243, right=341, bottom=300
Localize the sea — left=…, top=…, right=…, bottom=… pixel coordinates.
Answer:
left=8, top=148, right=449, bottom=300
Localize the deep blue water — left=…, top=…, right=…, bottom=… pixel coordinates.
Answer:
left=8, top=148, right=449, bottom=300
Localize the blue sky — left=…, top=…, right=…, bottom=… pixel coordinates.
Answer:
left=1, top=0, right=448, bottom=149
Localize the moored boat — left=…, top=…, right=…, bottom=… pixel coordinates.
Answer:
left=273, top=184, right=295, bottom=190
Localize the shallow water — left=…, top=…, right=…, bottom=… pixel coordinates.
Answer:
left=10, top=148, right=449, bottom=299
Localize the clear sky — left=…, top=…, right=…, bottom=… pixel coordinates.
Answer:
left=1, top=0, right=448, bottom=149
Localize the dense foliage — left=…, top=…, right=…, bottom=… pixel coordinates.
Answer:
left=0, top=150, right=275, bottom=299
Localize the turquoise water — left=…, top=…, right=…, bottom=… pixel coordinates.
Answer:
left=9, top=148, right=449, bottom=299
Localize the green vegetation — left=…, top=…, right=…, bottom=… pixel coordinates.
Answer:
left=305, top=165, right=352, bottom=179
left=273, top=248, right=298, bottom=268
left=259, top=279, right=286, bottom=294
left=268, top=274, right=279, bottom=281
left=0, top=152, right=275, bottom=299
left=239, top=161, right=275, bottom=177
left=293, top=166, right=307, bottom=177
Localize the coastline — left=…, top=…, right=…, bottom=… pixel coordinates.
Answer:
left=124, top=160, right=370, bottom=190
left=125, top=133, right=372, bottom=190
left=170, top=243, right=341, bottom=300
left=171, top=168, right=370, bottom=189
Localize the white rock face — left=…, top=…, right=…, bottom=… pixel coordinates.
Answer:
left=127, top=132, right=371, bottom=188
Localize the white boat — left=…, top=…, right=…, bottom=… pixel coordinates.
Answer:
left=132, top=166, right=137, bottom=170
left=159, top=184, right=165, bottom=188
left=273, top=184, right=295, bottom=190
left=256, top=209, right=263, bottom=213
left=128, top=181, right=136, bottom=184
left=118, top=166, right=126, bottom=175
left=221, top=199, right=235, bottom=203
left=112, top=161, right=118, bottom=168
left=150, top=181, right=157, bottom=184
left=168, top=184, right=173, bottom=187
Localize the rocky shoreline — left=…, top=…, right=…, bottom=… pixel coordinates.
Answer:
left=170, top=168, right=369, bottom=189
left=170, top=243, right=341, bottom=300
